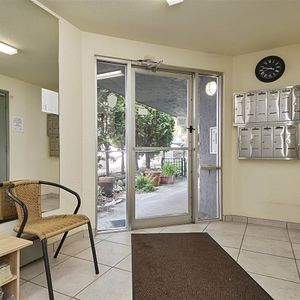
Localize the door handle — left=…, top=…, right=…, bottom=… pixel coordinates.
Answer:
left=200, top=165, right=220, bottom=170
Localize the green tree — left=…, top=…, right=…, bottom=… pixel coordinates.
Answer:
left=97, top=88, right=175, bottom=173
left=97, top=88, right=125, bottom=175
left=135, top=103, right=175, bottom=169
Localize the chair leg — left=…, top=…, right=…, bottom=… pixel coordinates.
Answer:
left=53, top=231, right=68, bottom=258
left=41, top=239, right=55, bottom=300
left=87, top=222, right=99, bottom=274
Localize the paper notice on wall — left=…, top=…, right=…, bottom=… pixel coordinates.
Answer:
left=12, top=116, right=24, bottom=132
left=210, top=127, right=218, bottom=154
left=42, top=88, right=59, bottom=115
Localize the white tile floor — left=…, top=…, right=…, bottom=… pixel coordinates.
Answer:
left=20, top=221, right=300, bottom=300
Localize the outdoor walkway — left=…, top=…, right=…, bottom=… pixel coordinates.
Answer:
left=98, top=179, right=188, bottom=230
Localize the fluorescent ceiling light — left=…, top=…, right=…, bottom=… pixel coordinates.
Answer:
left=0, top=42, right=18, bottom=55
left=97, top=70, right=124, bottom=80
left=166, top=0, right=184, bottom=6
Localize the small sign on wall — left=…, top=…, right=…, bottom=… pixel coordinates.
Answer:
left=210, top=127, right=218, bottom=154
left=12, top=116, right=24, bottom=132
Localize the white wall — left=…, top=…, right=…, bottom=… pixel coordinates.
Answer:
left=232, top=43, right=300, bottom=223
left=80, top=31, right=233, bottom=225
left=58, top=19, right=83, bottom=217
left=0, top=73, right=59, bottom=181
left=0, top=73, right=60, bottom=234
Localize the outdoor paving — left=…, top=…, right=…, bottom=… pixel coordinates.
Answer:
left=97, top=179, right=188, bottom=231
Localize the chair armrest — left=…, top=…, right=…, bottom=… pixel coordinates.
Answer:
left=39, top=181, right=81, bottom=214
left=6, top=185, right=28, bottom=238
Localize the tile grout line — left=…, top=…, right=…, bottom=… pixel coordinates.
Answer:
left=248, top=271, right=300, bottom=285
left=287, top=226, right=300, bottom=281
left=237, top=222, right=248, bottom=261
left=22, top=280, right=76, bottom=299
left=241, top=248, right=295, bottom=260
left=72, top=266, right=114, bottom=299
left=21, top=255, right=73, bottom=282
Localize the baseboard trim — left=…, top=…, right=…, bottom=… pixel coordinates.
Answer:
left=223, top=215, right=300, bottom=229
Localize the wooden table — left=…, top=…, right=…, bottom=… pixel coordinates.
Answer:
left=0, top=233, right=32, bottom=300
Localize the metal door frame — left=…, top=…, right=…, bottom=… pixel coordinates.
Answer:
left=193, top=74, right=223, bottom=222
left=130, top=68, right=193, bottom=230
left=95, top=55, right=223, bottom=232
left=0, top=89, right=9, bottom=181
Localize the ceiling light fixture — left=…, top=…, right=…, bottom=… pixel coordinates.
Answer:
left=0, top=42, right=18, bottom=55
left=96, top=70, right=124, bottom=80
left=166, top=0, right=184, bottom=6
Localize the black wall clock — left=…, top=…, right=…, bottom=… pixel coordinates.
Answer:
left=255, top=56, right=285, bottom=82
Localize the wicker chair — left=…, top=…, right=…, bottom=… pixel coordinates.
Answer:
left=4, top=180, right=99, bottom=300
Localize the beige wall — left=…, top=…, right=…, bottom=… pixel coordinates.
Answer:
left=0, top=73, right=59, bottom=182
left=58, top=19, right=83, bottom=217
left=80, top=31, right=233, bottom=225
left=232, top=43, right=300, bottom=223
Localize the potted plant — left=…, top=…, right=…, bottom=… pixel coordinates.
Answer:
left=99, top=176, right=115, bottom=197
left=144, top=170, right=161, bottom=186
left=160, top=163, right=176, bottom=184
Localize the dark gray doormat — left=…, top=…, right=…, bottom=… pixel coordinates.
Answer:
left=132, top=233, right=273, bottom=300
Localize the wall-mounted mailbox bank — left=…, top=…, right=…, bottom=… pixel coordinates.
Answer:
left=233, top=85, right=300, bottom=125
left=238, top=123, right=299, bottom=160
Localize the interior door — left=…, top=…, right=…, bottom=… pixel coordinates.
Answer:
left=0, top=91, right=8, bottom=181
left=131, top=69, right=193, bottom=228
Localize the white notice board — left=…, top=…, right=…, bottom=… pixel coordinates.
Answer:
left=210, top=127, right=218, bottom=154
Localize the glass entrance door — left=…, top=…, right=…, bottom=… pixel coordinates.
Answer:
left=198, top=75, right=221, bottom=220
left=131, top=69, right=193, bottom=228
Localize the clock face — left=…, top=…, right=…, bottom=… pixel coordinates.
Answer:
left=255, top=56, right=285, bottom=82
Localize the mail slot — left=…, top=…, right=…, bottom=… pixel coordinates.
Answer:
left=280, top=88, right=292, bottom=121
left=256, top=91, right=267, bottom=123
left=250, top=127, right=262, bottom=157
left=273, top=126, right=285, bottom=158
left=234, top=93, right=245, bottom=124
left=245, top=92, right=256, bottom=123
left=267, top=90, right=280, bottom=122
left=262, top=126, right=273, bottom=158
left=285, top=125, right=298, bottom=158
left=239, top=127, right=251, bottom=157
left=292, top=87, right=300, bottom=121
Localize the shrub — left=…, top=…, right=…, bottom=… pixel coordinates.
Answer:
left=135, top=175, right=155, bottom=192
left=161, top=163, right=177, bottom=177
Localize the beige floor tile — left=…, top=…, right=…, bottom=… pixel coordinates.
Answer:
left=31, top=257, right=110, bottom=297
left=132, top=227, right=165, bottom=233
left=222, top=246, right=239, bottom=260
left=20, top=278, right=27, bottom=285
left=94, top=231, right=113, bottom=241
left=246, top=224, right=289, bottom=242
left=238, top=250, right=299, bottom=282
left=206, top=221, right=246, bottom=234
left=115, top=255, right=132, bottom=272
left=289, top=229, right=300, bottom=244
left=21, top=281, right=70, bottom=300
left=76, top=268, right=132, bottom=300
left=292, top=243, right=300, bottom=259
left=242, top=235, right=294, bottom=258
left=21, top=254, right=70, bottom=280
left=105, top=231, right=132, bottom=245
left=60, top=237, right=96, bottom=256
left=161, top=223, right=208, bottom=233
left=250, top=273, right=300, bottom=300
left=205, top=229, right=244, bottom=248
left=76, top=240, right=131, bottom=267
